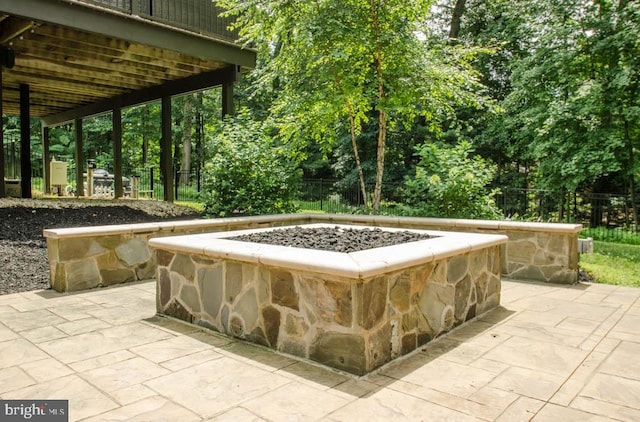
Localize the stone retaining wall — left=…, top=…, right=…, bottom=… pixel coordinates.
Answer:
left=44, top=214, right=581, bottom=292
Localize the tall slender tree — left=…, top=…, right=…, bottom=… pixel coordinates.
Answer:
left=220, top=0, right=487, bottom=213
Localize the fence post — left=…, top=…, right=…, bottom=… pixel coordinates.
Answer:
left=174, top=167, right=179, bottom=201
left=149, top=167, right=154, bottom=199
left=197, top=167, right=201, bottom=193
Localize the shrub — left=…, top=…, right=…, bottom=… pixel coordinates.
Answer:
left=399, top=141, right=501, bottom=219
left=201, top=112, right=302, bottom=217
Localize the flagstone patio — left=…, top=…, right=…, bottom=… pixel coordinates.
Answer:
left=1, top=278, right=639, bottom=421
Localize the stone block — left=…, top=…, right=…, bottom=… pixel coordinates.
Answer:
left=507, top=240, right=537, bottom=263
left=256, top=267, right=271, bottom=305
left=285, top=313, right=308, bottom=337
left=221, top=305, right=230, bottom=332
left=454, top=275, right=472, bottom=323
left=164, top=299, right=192, bottom=323
left=65, top=259, right=101, bottom=291
left=158, top=267, right=171, bottom=309
left=262, top=306, right=281, bottom=347
left=246, top=326, right=269, bottom=347
left=469, top=249, right=488, bottom=279
left=229, top=314, right=244, bottom=337
left=46, top=239, right=59, bottom=262
left=279, top=339, right=306, bottom=357
left=299, top=277, right=352, bottom=327
left=368, top=322, right=392, bottom=371
left=100, top=268, right=136, bottom=286
left=447, top=254, right=469, bottom=284
left=59, top=237, right=105, bottom=261
left=180, top=284, right=201, bottom=313
left=115, top=238, right=150, bottom=266
left=97, top=234, right=131, bottom=250
left=410, top=263, right=432, bottom=296
left=508, top=265, right=546, bottom=282
left=390, top=275, right=410, bottom=312
left=170, top=254, right=196, bottom=283
left=548, top=235, right=568, bottom=254
left=356, top=277, right=387, bottom=330
left=271, top=270, right=299, bottom=311
left=548, top=269, right=578, bottom=284
left=226, top=262, right=244, bottom=304
left=311, top=330, right=367, bottom=375
left=418, top=282, right=454, bottom=333
left=199, top=267, right=223, bottom=320
left=136, top=261, right=156, bottom=280
left=235, top=288, right=259, bottom=329
left=156, top=249, right=175, bottom=267
left=401, top=332, right=417, bottom=355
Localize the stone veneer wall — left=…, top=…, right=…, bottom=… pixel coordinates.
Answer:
left=155, top=244, right=502, bottom=375
left=45, top=216, right=307, bottom=292
left=323, top=216, right=580, bottom=284
left=44, top=214, right=581, bottom=292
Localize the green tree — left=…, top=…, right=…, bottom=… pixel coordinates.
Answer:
left=201, top=111, right=301, bottom=217
left=122, top=102, right=161, bottom=170
left=220, top=0, right=487, bottom=214
left=401, top=140, right=501, bottom=219
left=467, top=0, right=639, bottom=191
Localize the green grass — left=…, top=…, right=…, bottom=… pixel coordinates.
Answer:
left=580, top=241, right=640, bottom=287
left=581, top=227, right=640, bottom=245
left=175, top=201, right=205, bottom=212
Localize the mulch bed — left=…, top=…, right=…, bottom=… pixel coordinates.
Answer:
left=0, top=198, right=201, bottom=295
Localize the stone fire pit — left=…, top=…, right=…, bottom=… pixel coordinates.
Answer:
left=149, top=224, right=507, bottom=375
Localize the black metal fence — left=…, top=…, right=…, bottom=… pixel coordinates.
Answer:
left=24, top=167, right=640, bottom=241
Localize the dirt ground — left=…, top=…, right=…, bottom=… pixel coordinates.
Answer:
left=0, top=198, right=202, bottom=294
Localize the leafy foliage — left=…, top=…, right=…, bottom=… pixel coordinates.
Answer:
left=400, top=141, right=501, bottom=219
left=467, top=0, right=639, bottom=196
left=201, top=111, right=302, bottom=217
left=219, top=0, right=489, bottom=213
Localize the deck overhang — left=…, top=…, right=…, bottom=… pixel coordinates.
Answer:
left=0, top=0, right=256, bottom=200
left=0, top=0, right=255, bottom=121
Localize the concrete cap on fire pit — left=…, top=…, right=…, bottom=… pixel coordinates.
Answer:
left=149, top=224, right=508, bottom=279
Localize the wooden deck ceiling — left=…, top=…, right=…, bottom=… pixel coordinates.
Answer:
left=0, top=0, right=255, bottom=123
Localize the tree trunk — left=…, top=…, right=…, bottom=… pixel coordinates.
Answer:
left=195, top=92, right=204, bottom=190
left=181, top=95, right=194, bottom=185
left=625, top=119, right=639, bottom=231
left=370, top=0, right=386, bottom=214
left=448, top=0, right=467, bottom=39
left=142, top=105, right=149, bottom=165
left=347, top=102, right=369, bottom=211
left=373, top=108, right=386, bottom=214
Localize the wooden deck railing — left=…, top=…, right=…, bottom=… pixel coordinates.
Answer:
left=76, top=0, right=238, bottom=42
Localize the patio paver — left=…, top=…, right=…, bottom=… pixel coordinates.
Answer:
left=0, top=278, right=639, bottom=421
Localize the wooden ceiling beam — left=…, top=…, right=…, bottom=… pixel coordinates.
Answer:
left=16, top=38, right=196, bottom=80
left=14, top=49, right=176, bottom=85
left=3, top=73, right=125, bottom=98
left=23, top=31, right=201, bottom=73
left=11, top=60, right=156, bottom=91
left=36, top=24, right=220, bottom=70
left=43, top=65, right=239, bottom=125
left=0, top=16, right=34, bottom=44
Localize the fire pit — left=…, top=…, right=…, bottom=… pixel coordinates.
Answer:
left=149, top=224, right=507, bottom=375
